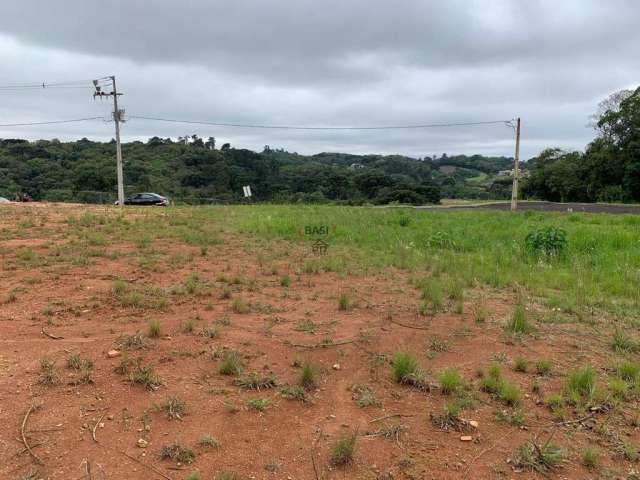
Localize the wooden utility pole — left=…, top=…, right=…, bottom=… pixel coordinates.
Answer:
left=510, top=117, right=521, bottom=211
left=93, top=76, right=124, bottom=206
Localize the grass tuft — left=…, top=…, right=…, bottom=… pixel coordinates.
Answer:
left=219, top=350, right=243, bottom=376
left=330, top=432, right=357, bottom=466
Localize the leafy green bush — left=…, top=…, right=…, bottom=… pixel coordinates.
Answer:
left=524, top=227, right=567, bottom=257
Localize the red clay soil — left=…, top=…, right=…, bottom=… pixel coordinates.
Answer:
left=0, top=204, right=638, bottom=480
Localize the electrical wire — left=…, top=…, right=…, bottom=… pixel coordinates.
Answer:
left=129, top=115, right=512, bottom=131
left=0, top=117, right=105, bottom=127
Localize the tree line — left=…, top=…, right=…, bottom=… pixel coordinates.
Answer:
left=523, top=86, right=640, bottom=203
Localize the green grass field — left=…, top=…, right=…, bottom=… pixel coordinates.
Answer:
left=56, top=204, right=640, bottom=320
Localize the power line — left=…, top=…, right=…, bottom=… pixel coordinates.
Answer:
left=129, top=115, right=513, bottom=131
left=0, top=79, right=97, bottom=89
left=0, top=117, right=105, bottom=127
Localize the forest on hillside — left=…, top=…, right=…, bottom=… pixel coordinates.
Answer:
left=0, top=135, right=513, bottom=205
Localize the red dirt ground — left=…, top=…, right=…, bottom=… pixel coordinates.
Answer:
left=1, top=204, right=638, bottom=480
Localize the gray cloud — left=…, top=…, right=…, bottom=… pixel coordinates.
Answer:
left=0, top=0, right=639, bottom=159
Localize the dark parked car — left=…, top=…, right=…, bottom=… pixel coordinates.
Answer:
left=115, top=193, right=169, bottom=206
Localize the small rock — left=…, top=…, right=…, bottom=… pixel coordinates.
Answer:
left=107, top=414, right=114, bottom=421
left=469, top=420, right=479, bottom=428
left=107, top=350, right=121, bottom=358
left=460, top=436, right=473, bottom=442
left=332, top=363, right=341, bottom=370
left=137, top=438, right=148, bottom=448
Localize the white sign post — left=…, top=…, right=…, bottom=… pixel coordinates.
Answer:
left=242, top=186, right=252, bottom=198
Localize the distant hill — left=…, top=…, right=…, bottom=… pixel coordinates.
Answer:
left=0, top=137, right=513, bottom=204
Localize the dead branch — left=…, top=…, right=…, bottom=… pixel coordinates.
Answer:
left=368, top=413, right=415, bottom=424
left=21, top=405, right=43, bottom=465
left=388, top=317, right=430, bottom=330
left=92, top=412, right=106, bottom=443
left=288, top=338, right=357, bottom=348
left=41, top=327, right=63, bottom=340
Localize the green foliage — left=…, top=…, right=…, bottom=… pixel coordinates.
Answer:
left=148, top=319, right=162, bottom=338
left=246, top=397, right=271, bottom=411
left=39, top=358, right=60, bottom=385
left=536, top=359, right=553, bottom=376
left=299, top=363, right=318, bottom=390
left=513, top=357, right=528, bottom=373
left=611, top=330, right=639, bottom=353
left=524, top=227, right=567, bottom=257
left=505, top=305, right=532, bottom=334
left=199, top=435, right=221, bottom=448
left=564, top=366, right=598, bottom=405
left=234, top=372, right=277, bottom=390
left=219, top=351, right=243, bottom=376
left=0, top=137, right=442, bottom=205
left=330, top=432, right=357, bottom=466
left=160, top=442, right=196, bottom=464
left=438, top=368, right=463, bottom=395
left=513, top=441, right=565, bottom=473
left=338, top=293, right=351, bottom=311
left=392, top=352, right=419, bottom=383
left=159, top=396, right=187, bottom=420
left=524, top=87, right=640, bottom=203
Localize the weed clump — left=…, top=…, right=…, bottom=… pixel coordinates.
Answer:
left=330, top=432, right=357, bottom=466
left=218, top=350, right=243, bottom=376
left=199, top=434, right=221, bottom=448
left=38, top=358, right=60, bottom=385
left=438, top=368, right=464, bottom=395
left=611, top=330, right=639, bottom=353
left=513, top=441, right=565, bottom=474
left=564, top=366, right=598, bottom=406
left=479, top=364, right=521, bottom=406
left=505, top=305, right=532, bottom=334
left=160, top=442, right=196, bottom=464
left=246, top=397, right=271, bottom=411
left=299, top=363, right=318, bottom=390
left=234, top=372, right=277, bottom=390
left=536, top=359, right=553, bottom=376
left=159, top=396, right=187, bottom=420
left=148, top=319, right=162, bottom=338
left=524, top=226, right=567, bottom=258
left=392, top=352, right=429, bottom=390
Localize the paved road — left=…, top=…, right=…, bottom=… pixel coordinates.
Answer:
left=417, top=201, right=640, bottom=214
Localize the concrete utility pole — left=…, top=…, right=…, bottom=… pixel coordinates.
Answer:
left=111, top=76, right=125, bottom=207
left=510, top=117, right=521, bottom=212
left=93, top=76, right=124, bottom=206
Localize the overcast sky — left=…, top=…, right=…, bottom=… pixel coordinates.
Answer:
left=0, top=0, right=638, bottom=159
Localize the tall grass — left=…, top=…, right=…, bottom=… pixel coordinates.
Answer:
left=233, top=205, right=640, bottom=316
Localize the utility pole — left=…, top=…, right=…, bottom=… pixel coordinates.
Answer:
left=93, top=76, right=125, bottom=206
left=510, top=117, right=521, bottom=212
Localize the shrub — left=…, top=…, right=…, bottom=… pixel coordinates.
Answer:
left=219, top=351, right=243, bottom=376
left=199, top=435, right=221, bottom=448
left=231, top=298, right=250, bottom=314
left=338, top=293, right=351, bottom=311
left=514, top=357, right=528, bottom=373
left=611, top=330, right=639, bottom=353
left=160, top=443, right=196, bottom=464
left=280, top=276, right=291, bottom=287
left=536, top=359, right=553, bottom=376
left=565, top=366, right=597, bottom=405
left=246, top=397, right=270, bottom=411
left=299, top=363, right=318, bottom=390
left=330, top=432, right=357, bottom=466
left=160, top=396, right=187, bottom=420
left=439, top=368, right=463, bottom=395
left=39, top=358, right=60, bottom=385
left=513, top=441, right=565, bottom=473
left=234, top=372, right=277, bottom=390
left=148, top=319, right=162, bottom=338
left=616, top=361, right=640, bottom=382
left=505, top=305, right=532, bottom=334
left=524, top=226, right=567, bottom=257
left=392, top=352, right=419, bottom=383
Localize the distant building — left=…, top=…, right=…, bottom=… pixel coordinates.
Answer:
left=497, top=169, right=529, bottom=178
left=349, top=163, right=365, bottom=169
